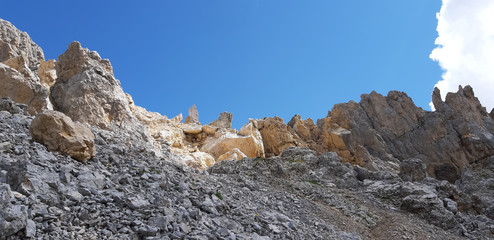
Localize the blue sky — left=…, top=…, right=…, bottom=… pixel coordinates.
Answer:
left=1, top=1, right=442, bottom=129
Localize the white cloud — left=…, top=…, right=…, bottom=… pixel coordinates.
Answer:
left=430, top=0, right=494, bottom=111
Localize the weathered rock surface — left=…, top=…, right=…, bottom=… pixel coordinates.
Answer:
left=0, top=19, right=44, bottom=68
left=0, top=20, right=52, bottom=115
left=0, top=63, right=50, bottom=114
left=200, top=126, right=264, bottom=159
left=210, top=112, right=232, bottom=129
left=255, top=117, right=307, bottom=157
left=399, top=158, right=427, bottom=182
left=0, top=183, right=27, bottom=238
left=217, top=148, right=247, bottom=162
left=253, top=86, right=494, bottom=183
left=184, top=104, right=199, bottom=124
left=37, top=59, right=56, bottom=89
left=4, top=17, right=494, bottom=239
left=51, top=41, right=135, bottom=128
left=30, top=110, right=95, bottom=161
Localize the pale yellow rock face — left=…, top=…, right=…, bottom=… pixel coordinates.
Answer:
left=184, top=152, right=215, bottom=170
left=30, top=110, right=96, bottom=161
left=200, top=128, right=265, bottom=159
left=255, top=117, right=307, bottom=157
left=126, top=93, right=186, bottom=151
left=0, top=63, right=50, bottom=115
left=202, top=125, right=218, bottom=135
left=37, top=59, right=57, bottom=89
left=181, top=124, right=202, bottom=134
left=0, top=20, right=52, bottom=115
left=171, top=113, right=183, bottom=123
left=217, top=148, right=247, bottom=162
left=316, top=117, right=354, bottom=163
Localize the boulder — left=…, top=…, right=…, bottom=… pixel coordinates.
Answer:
left=217, top=148, right=247, bottom=162
left=201, top=123, right=265, bottom=159
left=202, top=125, right=218, bottom=135
left=185, top=152, right=215, bottom=170
left=210, top=112, right=232, bottom=129
left=30, top=110, right=96, bottom=161
left=181, top=124, right=202, bottom=134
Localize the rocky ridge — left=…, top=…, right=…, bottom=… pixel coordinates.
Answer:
left=2, top=18, right=494, bottom=239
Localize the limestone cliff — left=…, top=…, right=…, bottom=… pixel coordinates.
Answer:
left=4, top=17, right=494, bottom=240
left=2, top=18, right=494, bottom=182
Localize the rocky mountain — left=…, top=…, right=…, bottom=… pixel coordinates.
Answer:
left=2, top=18, right=494, bottom=239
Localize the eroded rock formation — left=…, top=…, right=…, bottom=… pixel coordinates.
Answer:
left=3, top=17, right=494, bottom=239
left=0, top=20, right=52, bottom=115
left=51, top=41, right=135, bottom=129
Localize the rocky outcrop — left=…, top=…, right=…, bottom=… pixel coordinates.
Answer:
left=0, top=19, right=44, bottom=68
left=30, top=110, right=95, bottom=161
left=0, top=63, right=50, bottom=114
left=0, top=20, right=52, bottom=115
left=255, top=117, right=307, bottom=157
left=251, top=86, right=494, bottom=183
left=37, top=59, right=56, bottom=89
left=184, top=105, right=199, bottom=124
left=336, top=86, right=494, bottom=182
left=184, top=152, right=216, bottom=170
left=209, top=112, right=232, bottom=129
left=51, top=42, right=134, bottom=129
left=200, top=127, right=264, bottom=160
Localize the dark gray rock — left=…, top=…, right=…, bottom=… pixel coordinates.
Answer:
left=0, top=183, right=28, bottom=237
left=399, top=158, right=427, bottom=182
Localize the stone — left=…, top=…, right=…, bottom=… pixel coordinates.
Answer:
left=0, top=63, right=50, bottom=114
left=202, top=125, right=218, bottom=135
left=201, top=123, right=265, bottom=159
left=37, top=59, right=57, bottom=89
left=128, top=196, right=150, bottom=210
left=185, top=152, right=216, bottom=170
left=255, top=117, right=306, bottom=157
left=51, top=41, right=135, bottom=129
left=172, top=113, right=183, bottom=123
left=217, top=148, right=247, bottom=162
left=25, top=219, right=36, bottom=237
left=399, top=158, right=426, bottom=182
left=0, top=19, right=44, bottom=68
left=443, top=198, right=458, bottom=213
left=29, top=110, right=96, bottom=161
left=0, top=183, right=28, bottom=238
left=210, top=112, right=232, bottom=129
left=181, top=124, right=202, bottom=134
left=0, top=97, right=26, bottom=114
left=184, top=104, right=199, bottom=124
